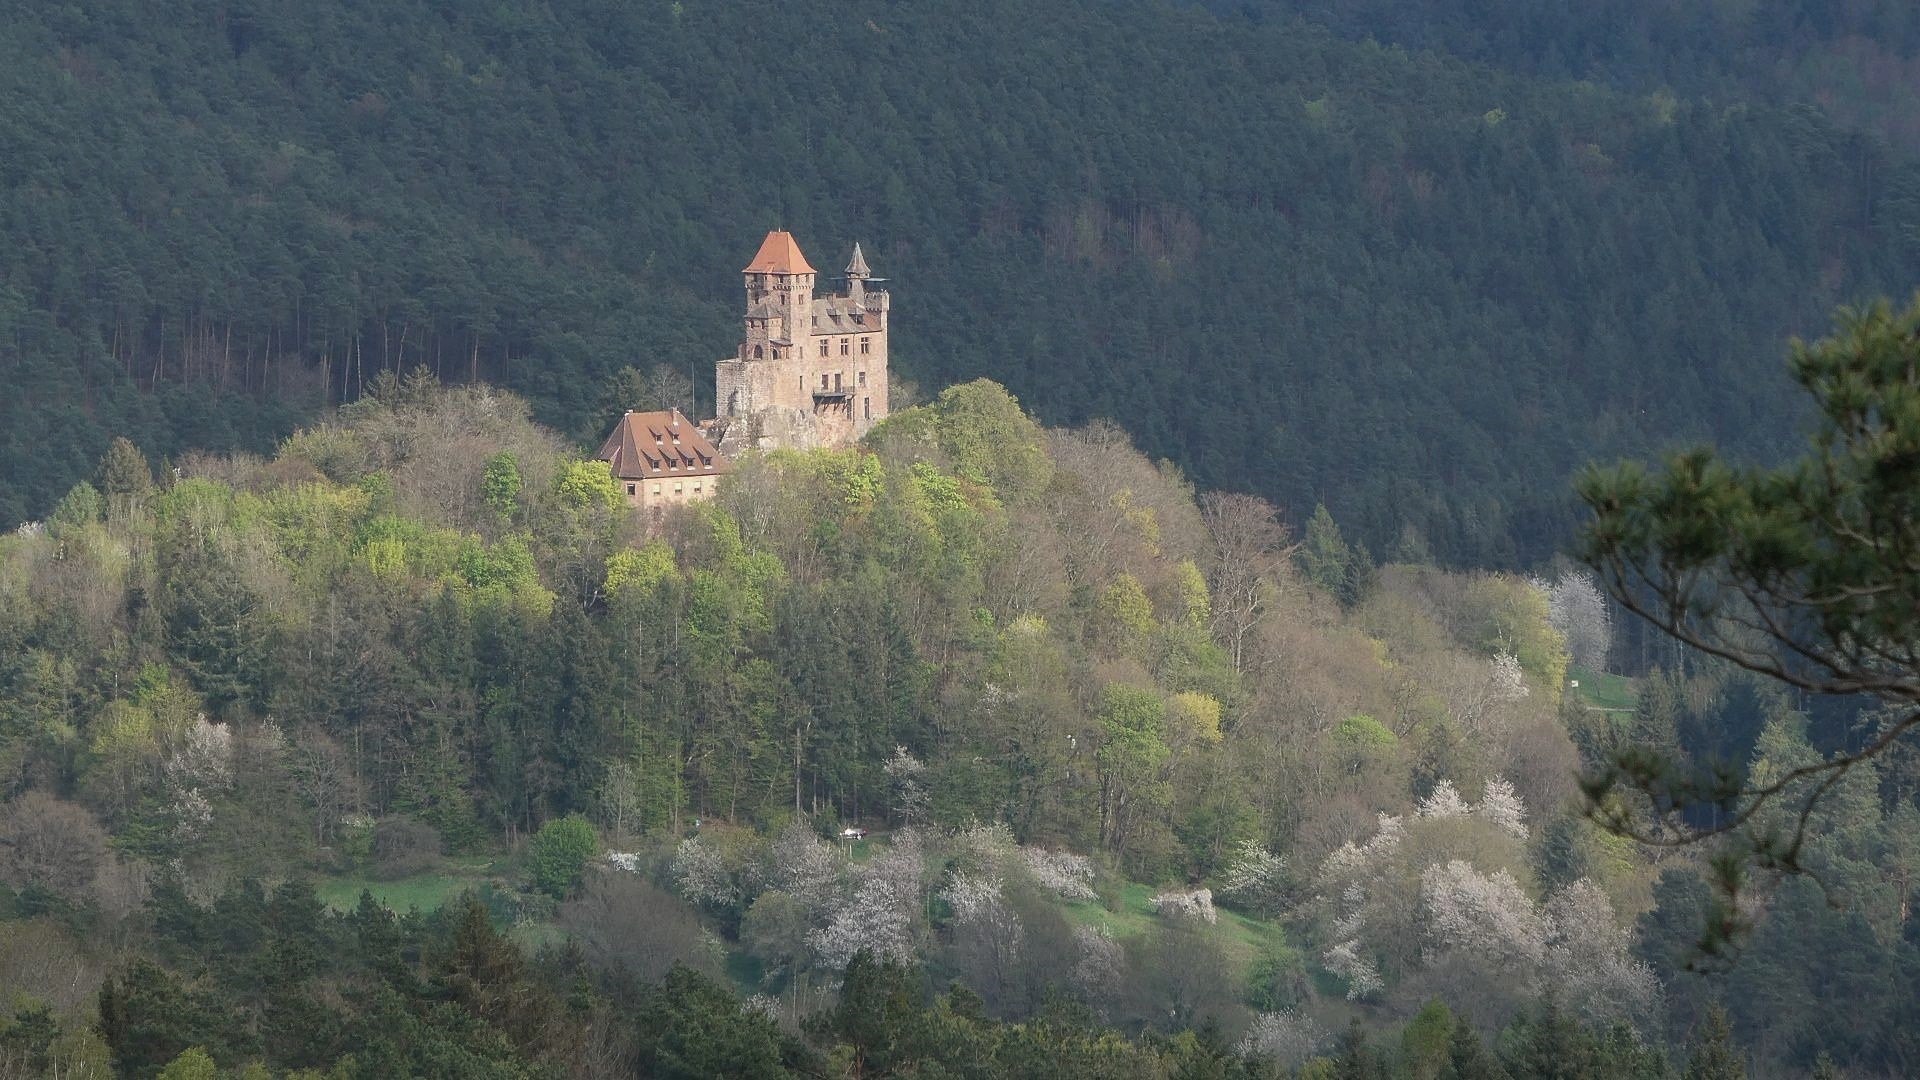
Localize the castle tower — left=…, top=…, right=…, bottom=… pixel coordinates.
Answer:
left=741, top=230, right=816, bottom=347
left=714, top=231, right=890, bottom=454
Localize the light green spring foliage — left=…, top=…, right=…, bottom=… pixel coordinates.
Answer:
left=1174, top=559, right=1211, bottom=629
left=482, top=451, right=522, bottom=521
left=605, top=540, right=680, bottom=600
left=0, top=378, right=1602, bottom=993
left=528, top=813, right=599, bottom=897
left=554, top=458, right=622, bottom=512
left=156, top=1046, right=217, bottom=1080
left=1166, top=690, right=1223, bottom=747
left=871, top=380, right=1052, bottom=504
left=1327, top=714, right=1399, bottom=775
left=1098, top=573, right=1155, bottom=646
left=1463, top=575, right=1568, bottom=707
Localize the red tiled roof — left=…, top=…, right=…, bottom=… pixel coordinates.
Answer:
left=742, top=230, right=817, bottom=275
left=595, top=408, right=733, bottom=480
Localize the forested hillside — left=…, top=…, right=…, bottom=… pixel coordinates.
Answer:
left=1221, top=0, right=1920, bottom=152
left=6, top=377, right=1919, bottom=1076
left=6, top=0, right=1920, bottom=561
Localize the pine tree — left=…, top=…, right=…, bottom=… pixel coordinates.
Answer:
left=1682, top=1007, right=1746, bottom=1080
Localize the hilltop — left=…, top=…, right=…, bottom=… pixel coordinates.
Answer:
left=5, top=0, right=1920, bottom=562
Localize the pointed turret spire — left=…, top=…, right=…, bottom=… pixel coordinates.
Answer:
left=845, top=242, right=871, bottom=278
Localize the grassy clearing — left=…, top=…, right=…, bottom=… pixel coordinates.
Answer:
left=1060, top=882, right=1293, bottom=1003
left=1061, top=882, right=1158, bottom=939
left=1569, top=665, right=1637, bottom=712
left=315, top=873, right=489, bottom=914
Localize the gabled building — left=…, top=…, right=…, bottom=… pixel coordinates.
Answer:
left=595, top=407, right=730, bottom=516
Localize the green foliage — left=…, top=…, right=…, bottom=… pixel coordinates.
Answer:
left=526, top=814, right=598, bottom=897
left=877, top=380, right=1053, bottom=503
left=480, top=452, right=522, bottom=522
left=1403, top=999, right=1454, bottom=1080
left=48, top=481, right=103, bottom=531
left=1097, top=573, right=1155, bottom=649
left=156, top=1046, right=218, bottom=1080
left=1579, top=295, right=1920, bottom=898
left=605, top=541, right=680, bottom=601
left=554, top=459, right=622, bottom=513
left=1683, top=1007, right=1747, bottom=1080
left=1, top=0, right=1918, bottom=568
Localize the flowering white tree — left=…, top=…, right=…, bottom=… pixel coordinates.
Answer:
left=1218, top=838, right=1288, bottom=914
left=1476, top=777, right=1528, bottom=840
left=949, top=821, right=1018, bottom=875
left=808, top=834, right=925, bottom=972
left=942, top=870, right=1025, bottom=1002
left=1543, top=880, right=1662, bottom=1028
left=1239, top=1010, right=1327, bottom=1067
left=767, top=821, right=841, bottom=916
left=672, top=836, right=739, bottom=911
left=164, top=714, right=233, bottom=790
left=1149, top=887, right=1218, bottom=924
left=1544, top=569, right=1612, bottom=671
left=1417, top=779, right=1470, bottom=820
left=1022, top=847, right=1097, bottom=901
left=1488, top=651, right=1530, bottom=703
left=1320, top=812, right=1406, bottom=880
left=1420, top=860, right=1547, bottom=969
left=1322, top=939, right=1384, bottom=999
left=160, top=714, right=233, bottom=846
left=883, top=746, right=930, bottom=826
left=1317, top=813, right=1406, bottom=1000
left=1070, top=924, right=1124, bottom=1007
left=168, top=788, right=215, bottom=844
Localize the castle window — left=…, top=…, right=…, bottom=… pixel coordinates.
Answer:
left=834, top=372, right=842, bottom=390
left=821, top=373, right=830, bottom=389
left=674, top=482, right=683, bottom=494
left=651, top=485, right=661, bottom=496
left=727, top=390, right=738, bottom=414
left=693, top=483, right=702, bottom=493
left=754, top=345, right=763, bottom=359
left=819, top=341, right=828, bottom=357
left=626, top=484, right=636, bottom=496
left=860, top=337, right=870, bottom=354
left=858, top=370, right=867, bottom=387
left=840, top=339, right=850, bottom=356
left=864, top=397, right=871, bottom=419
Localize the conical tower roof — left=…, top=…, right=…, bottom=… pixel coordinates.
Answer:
left=845, top=242, right=871, bottom=277
left=742, top=231, right=817, bottom=275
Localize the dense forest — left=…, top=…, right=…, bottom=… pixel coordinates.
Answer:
left=4, top=375, right=1916, bottom=1077
left=7, top=0, right=1920, bottom=561
left=1219, top=0, right=1920, bottom=152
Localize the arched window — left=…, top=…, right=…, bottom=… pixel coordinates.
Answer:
left=754, top=345, right=764, bottom=359
left=727, top=390, right=739, bottom=415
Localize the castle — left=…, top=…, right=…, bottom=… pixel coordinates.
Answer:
left=599, top=231, right=889, bottom=512
left=710, top=231, right=891, bottom=455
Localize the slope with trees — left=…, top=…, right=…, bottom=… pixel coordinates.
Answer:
left=3, top=370, right=1906, bottom=1075
left=6, top=0, right=1920, bottom=562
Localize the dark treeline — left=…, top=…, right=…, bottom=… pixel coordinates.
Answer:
left=1218, top=0, right=1920, bottom=152
left=6, top=0, right=1920, bottom=561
